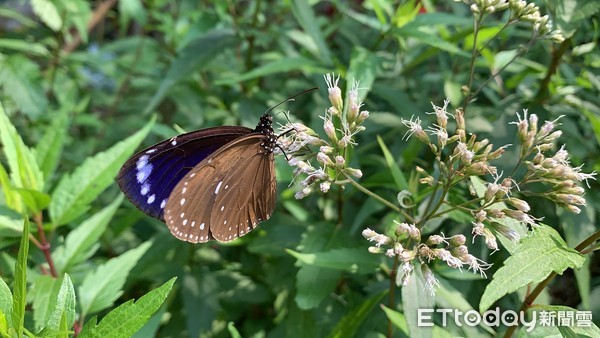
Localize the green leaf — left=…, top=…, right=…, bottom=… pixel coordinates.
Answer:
left=291, top=0, right=332, bottom=65
left=13, top=188, right=51, bottom=215
left=31, top=0, right=62, bottom=31
left=0, top=39, right=48, bottom=56
left=215, top=57, right=325, bottom=85
left=31, top=275, right=60, bottom=332
left=377, top=135, right=408, bottom=190
left=0, top=278, right=12, bottom=328
left=294, top=224, right=340, bottom=310
left=78, top=241, right=152, bottom=318
left=295, top=261, right=340, bottom=310
left=395, top=26, right=470, bottom=58
left=49, top=117, right=154, bottom=226
left=380, top=305, right=409, bottom=335
left=402, top=264, right=434, bottom=338
left=0, top=102, right=45, bottom=194
left=57, top=0, right=91, bottom=44
left=144, top=30, right=236, bottom=115
left=0, top=308, right=9, bottom=338
left=46, top=274, right=76, bottom=331
left=53, top=196, right=123, bottom=274
left=227, top=322, right=242, bottom=338
left=0, top=55, right=48, bottom=118
left=326, top=291, right=386, bottom=338
left=480, top=224, right=586, bottom=312
left=35, top=96, right=79, bottom=185
left=346, top=47, right=378, bottom=101
left=11, top=219, right=28, bottom=338
left=0, top=162, right=23, bottom=213
left=286, top=247, right=380, bottom=274
left=79, top=277, right=176, bottom=338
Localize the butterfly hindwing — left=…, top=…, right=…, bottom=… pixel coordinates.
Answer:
left=117, top=126, right=252, bottom=220
left=164, top=134, right=276, bottom=243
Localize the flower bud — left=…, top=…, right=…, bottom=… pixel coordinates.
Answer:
left=508, top=197, right=531, bottom=212
left=319, top=145, right=334, bottom=154
left=356, top=110, right=369, bottom=124
left=368, top=246, right=382, bottom=254
left=449, top=234, right=466, bottom=247
left=324, top=119, right=337, bottom=141
left=426, top=235, right=444, bottom=246
left=319, top=181, right=331, bottom=193
left=345, top=168, right=362, bottom=178
left=317, top=152, right=333, bottom=166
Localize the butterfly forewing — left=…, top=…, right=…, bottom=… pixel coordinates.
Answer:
left=164, top=134, right=276, bottom=243
left=117, top=126, right=252, bottom=220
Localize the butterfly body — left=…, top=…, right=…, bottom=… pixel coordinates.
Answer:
left=117, top=113, right=277, bottom=243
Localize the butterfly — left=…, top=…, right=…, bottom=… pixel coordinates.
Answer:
left=117, top=113, right=277, bottom=243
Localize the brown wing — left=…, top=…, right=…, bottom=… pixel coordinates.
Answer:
left=163, top=134, right=276, bottom=243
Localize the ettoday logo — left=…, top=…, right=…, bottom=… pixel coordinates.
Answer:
left=418, top=308, right=536, bottom=332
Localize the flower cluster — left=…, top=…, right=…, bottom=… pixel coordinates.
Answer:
left=399, top=103, right=595, bottom=252
left=278, top=74, right=368, bottom=199
left=514, top=111, right=597, bottom=214
left=363, top=223, right=491, bottom=295
left=363, top=100, right=595, bottom=294
left=459, top=0, right=564, bottom=42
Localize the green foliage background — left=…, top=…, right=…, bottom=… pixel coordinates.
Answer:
left=0, top=0, right=599, bottom=337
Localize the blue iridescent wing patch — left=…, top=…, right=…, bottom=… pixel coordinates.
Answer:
left=117, top=126, right=252, bottom=220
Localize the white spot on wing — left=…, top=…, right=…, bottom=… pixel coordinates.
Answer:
left=215, top=181, right=223, bottom=194
left=147, top=194, right=155, bottom=204
left=180, top=198, right=186, bottom=205
left=136, top=164, right=153, bottom=183
left=136, top=155, right=149, bottom=170
left=190, top=173, right=196, bottom=178
left=182, top=187, right=187, bottom=194
left=146, top=149, right=157, bottom=154
left=160, top=199, right=167, bottom=209
left=183, top=219, right=188, bottom=225
left=180, top=212, right=185, bottom=218
left=171, top=138, right=177, bottom=146
left=220, top=205, right=225, bottom=211
left=140, top=183, right=150, bottom=196
left=200, top=223, right=205, bottom=230
left=191, top=221, right=195, bottom=227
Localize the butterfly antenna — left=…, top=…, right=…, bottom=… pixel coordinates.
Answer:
left=265, top=87, right=319, bottom=116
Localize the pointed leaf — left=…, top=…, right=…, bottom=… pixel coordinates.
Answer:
left=480, top=224, right=585, bottom=312
left=286, top=247, right=380, bottom=274
left=0, top=55, right=48, bottom=118
left=143, top=30, right=236, bottom=115
left=0, top=102, right=44, bottom=193
left=49, top=117, right=154, bottom=226
left=53, top=196, right=123, bottom=274
left=35, top=97, right=78, bottom=184
left=294, top=224, right=340, bottom=310
left=403, top=265, right=434, bottom=338
left=31, top=0, right=62, bottom=31
left=79, top=241, right=152, bottom=317
left=377, top=135, right=408, bottom=190
left=326, top=291, right=386, bottom=338
left=0, top=278, right=12, bottom=326
left=79, top=278, right=176, bottom=338
left=11, top=219, right=28, bottom=337
left=291, top=0, right=332, bottom=64
left=31, top=274, right=60, bottom=331
left=0, top=162, right=23, bottom=213
left=47, top=274, right=76, bottom=331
